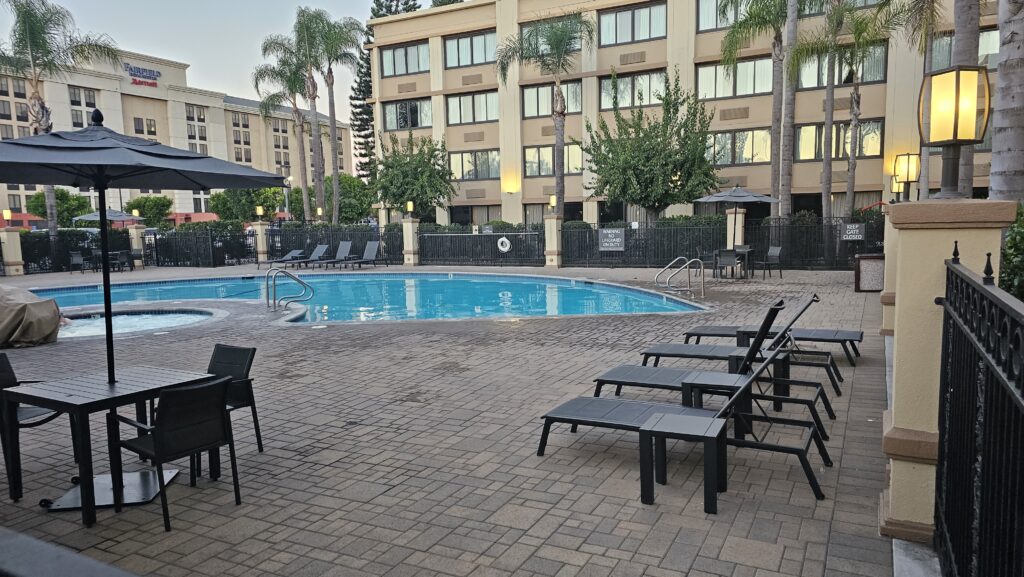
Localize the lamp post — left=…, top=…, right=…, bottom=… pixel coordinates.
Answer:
left=283, top=175, right=293, bottom=221
left=405, top=201, right=414, bottom=218
left=918, top=66, right=991, bottom=198
left=893, top=153, right=921, bottom=202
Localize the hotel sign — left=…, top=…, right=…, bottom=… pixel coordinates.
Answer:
left=123, top=63, right=161, bottom=87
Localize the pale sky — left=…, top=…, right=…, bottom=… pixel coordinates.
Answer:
left=0, top=0, right=388, bottom=124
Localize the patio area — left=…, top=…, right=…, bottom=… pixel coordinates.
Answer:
left=0, top=267, right=890, bottom=577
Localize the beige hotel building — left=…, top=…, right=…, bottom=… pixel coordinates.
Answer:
left=0, top=50, right=353, bottom=228
left=367, top=0, right=998, bottom=226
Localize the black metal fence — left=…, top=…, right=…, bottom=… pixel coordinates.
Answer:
left=561, top=224, right=726, bottom=267
left=419, top=231, right=545, bottom=266
left=935, top=251, right=1024, bottom=577
left=267, top=226, right=402, bottom=265
left=21, top=230, right=131, bottom=274
left=744, top=217, right=885, bottom=270
left=143, top=230, right=256, bottom=268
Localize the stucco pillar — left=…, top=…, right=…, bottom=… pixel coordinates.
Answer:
left=127, top=224, right=146, bottom=269
left=726, top=208, right=745, bottom=249
left=544, top=215, right=562, bottom=268
left=0, top=227, right=24, bottom=276
left=582, top=200, right=599, bottom=225
left=435, top=207, right=451, bottom=226
left=251, top=221, right=269, bottom=265
left=879, top=203, right=898, bottom=336
left=402, top=218, right=420, bottom=266
left=880, top=199, right=1017, bottom=542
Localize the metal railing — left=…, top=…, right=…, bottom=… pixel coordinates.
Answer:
left=744, top=216, right=884, bottom=270
left=562, top=224, right=726, bottom=268
left=20, top=230, right=131, bottom=274
left=419, top=231, right=545, bottom=266
left=143, top=230, right=255, bottom=268
left=934, top=246, right=1024, bottom=577
left=666, top=258, right=705, bottom=298
left=264, top=267, right=314, bottom=311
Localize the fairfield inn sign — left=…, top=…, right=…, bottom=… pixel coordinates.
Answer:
left=123, top=63, right=161, bottom=87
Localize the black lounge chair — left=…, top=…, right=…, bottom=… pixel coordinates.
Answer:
left=0, top=354, right=79, bottom=466
left=348, top=240, right=380, bottom=269
left=259, top=249, right=303, bottom=270
left=107, top=377, right=241, bottom=531
left=287, top=244, right=329, bottom=268
left=683, top=325, right=863, bottom=365
left=313, top=241, right=354, bottom=269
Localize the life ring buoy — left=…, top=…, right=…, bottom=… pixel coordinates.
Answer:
left=497, top=236, right=512, bottom=253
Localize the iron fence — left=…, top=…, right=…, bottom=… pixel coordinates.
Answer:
left=419, top=231, right=545, bottom=266
left=143, top=230, right=255, bottom=267
left=561, top=224, right=726, bottom=268
left=21, top=230, right=131, bottom=274
left=266, top=226, right=402, bottom=265
left=935, top=249, right=1024, bottom=577
left=744, top=216, right=885, bottom=270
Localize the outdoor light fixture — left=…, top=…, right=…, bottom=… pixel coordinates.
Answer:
left=256, top=206, right=264, bottom=221
left=406, top=201, right=414, bottom=214
left=283, top=176, right=293, bottom=219
left=890, top=176, right=900, bottom=200
left=316, top=207, right=323, bottom=217
left=918, top=65, right=990, bottom=196
left=1, top=208, right=10, bottom=225
left=549, top=195, right=557, bottom=208
left=893, top=153, right=921, bottom=202
left=131, top=209, right=140, bottom=217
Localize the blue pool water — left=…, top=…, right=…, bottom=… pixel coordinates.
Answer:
left=34, top=273, right=699, bottom=323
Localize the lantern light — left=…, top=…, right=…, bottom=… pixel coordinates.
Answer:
left=2, top=208, right=11, bottom=222
left=918, top=65, right=991, bottom=146
left=406, top=201, right=414, bottom=214
left=549, top=195, right=557, bottom=208
left=131, top=209, right=140, bottom=217
left=893, top=153, right=921, bottom=184
left=316, top=207, right=323, bottom=217
left=256, top=206, right=264, bottom=217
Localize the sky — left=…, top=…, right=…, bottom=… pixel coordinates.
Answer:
left=0, top=0, right=384, bottom=123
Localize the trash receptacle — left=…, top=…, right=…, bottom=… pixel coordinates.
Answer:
left=854, top=253, right=884, bottom=292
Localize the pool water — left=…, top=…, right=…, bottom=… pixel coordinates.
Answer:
left=35, top=273, right=699, bottom=323
left=59, top=312, right=213, bottom=337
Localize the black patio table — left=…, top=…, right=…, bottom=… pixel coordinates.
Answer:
left=1, top=365, right=213, bottom=527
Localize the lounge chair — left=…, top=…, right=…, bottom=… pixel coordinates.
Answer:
left=347, top=240, right=380, bottom=269
left=313, top=241, right=354, bottom=269
left=286, top=244, right=329, bottom=268
left=683, top=325, right=863, bottom=365
left=258, top=249, right=303, bottom=270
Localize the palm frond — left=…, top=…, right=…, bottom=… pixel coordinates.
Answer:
left=720, top=0, right=787, bottom=66
left=495, top=11, right=593, bottom=84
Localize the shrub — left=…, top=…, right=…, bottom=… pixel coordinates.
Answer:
left=655, top=214, right=726, bottom=227
left=177, top=220, right=245, bottom=234
left=1000, top=207, right=1024, bottom=302
left=562, top=220, right=594, bottom=230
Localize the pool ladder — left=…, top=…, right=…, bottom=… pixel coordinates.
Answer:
left=654, top=257, right=705, bottom=299
left=265, top=267, right=315, bottom=311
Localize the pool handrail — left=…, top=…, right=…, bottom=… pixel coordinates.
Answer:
left=264, top=267, right=315, bottom=311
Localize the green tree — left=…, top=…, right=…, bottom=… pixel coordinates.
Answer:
left=123, top=195, right=172, bottom=227
left=0, top=0, right=118, bottom=238
left=431, top=0, right=461, bottom=5
left=496, top=12, right=595, bottom=218
left=208, top=188, right=284, bottom=221
left=334, top=174, right=376, bottom=223
left=25, top=187, right=89, bottom=227
left=374, top=133, right=454, bottom=219
left=579, top=72, right=718, bottom=223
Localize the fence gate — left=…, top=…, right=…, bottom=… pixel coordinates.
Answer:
left=934, top=253, right=1024, bottom=577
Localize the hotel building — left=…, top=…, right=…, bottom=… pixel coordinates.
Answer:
left=366, top=0, right=997, bottom=225
left=0, top=50, right=352, bottom=228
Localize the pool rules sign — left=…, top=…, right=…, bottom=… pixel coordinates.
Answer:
left=599, top=228, right=625, bottom=251
left=842, top=223, right=865, bottom=241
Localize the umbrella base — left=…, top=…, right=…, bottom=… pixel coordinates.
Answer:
left=42, top=470, right=178, bottom=512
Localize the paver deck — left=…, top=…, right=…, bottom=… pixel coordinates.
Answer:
left=0, top=266, right=890, bottom=577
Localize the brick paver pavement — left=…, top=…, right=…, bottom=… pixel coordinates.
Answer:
left=0, top=266, right=891, bottom=577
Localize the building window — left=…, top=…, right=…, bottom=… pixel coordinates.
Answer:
left=600, top=70, right=666, bottom=109
left=707, top=128, right=772, bottom=166
left=0, top=101, right=10, bottom=120
left=524, top=144, right=584, bottom=177
left=234, top=147, right=243, bottom=162
left=69, top=86, right=82, bottom=106
left=71, top=109, right=83, bottom=128
left=242, top=131, right=250, bottom=145
left=231, top=112, right=240, bottom=127
left=199, top=143, right=208, bottom=155
left=243, top=148, right=251, bottom=162
left=7, top=193, right=21, bottom=211
left=796, top=119, right=883, bottom=160
left=798, top=44, right=887, bottom=88
left=17, top=126, right=28, bottom=137
left=381, top=42, right=430, bottom=77
left=801, top=0, right=880, bottom=18
left=599, top=2, right=667, bottom=47
left=186, top=104, right=195, bottom=121
left=189, top=142, right=197, bottom=152
left=446, top=91, right=499, bottom=125
left=282, top=152, right=290, bottom=165
left=241, top=113, right=249, bottom=128
left=233, top=129, right=241, bottom=144
left=146, top=118, right=157, bottom=135
left=193, top=197, right=208, bottom=213
left=198, top=125, right=206, bottom=141
left=0, top=77, right=7, bottom=96
left=383, top=98, right=432, bottom=131
left=133, top=117, right=144, bottom=134
left=931, top=28, right=999, bottom=71
left=187, top=124, right=196, bottom=139
left=15, top=102, right=28, bottom=122
left=449, top=150, right=500, bottom=181
left=12, top=79, right=25, bottom=99
left=521, top=19, right=582, bottom=54
left=0, top=125, right=13, bottom=140
left=84, top=89, right=95, bottom=108
left=522, top=82, right=582, bottom=118
left=196, top=106, right=206, bottom=123
left=445, top=30, right=497, bottom=68
left=698, top=0, right=738, bottom=31
left=698, top=57, right=773, bottom=99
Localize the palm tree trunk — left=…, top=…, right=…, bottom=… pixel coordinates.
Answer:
left=954, top=0, right=979, bottom=197
left=989, top=0, right=1024, bottom=203
left=292, top=106, right=313, bottom=220
left=822, top=53, right=836, bottom=220
left=845, top=83, right=861, bottom=218
left=307, top=74, right=326, bottom=221
left=28, top=85, right=58, bottom=237
left=771, top=33, right=783, bottom=205
left=779, top=0, right=799, bottom=217
left=326, top=67, right=342, bottom=224
left=552, top=80, right=567, bottom=218
left=918, top=40, right=933, bottom=199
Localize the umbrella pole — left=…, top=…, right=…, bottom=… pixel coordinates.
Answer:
left=96, top=180, right=116, bottom=384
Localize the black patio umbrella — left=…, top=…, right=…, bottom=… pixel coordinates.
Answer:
left=72, top=208, right=143, bottom=223
left=0, top=110, right=284, bottom=383
left=695, top=186, right=780, bottom=249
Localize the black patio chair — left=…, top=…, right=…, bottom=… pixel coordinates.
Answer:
left=0, top=353, right=78, bottom=465
left=117, top=251, right=132, bottom=272
left=107, top=377, right=241, bottom=531
left=755, top=246, right=783, bottom=279
left=208, top=344, right=262, bottom=452
left=68, top=251, right=89, bottom=274
left=715, top=250, right=739, bottom=278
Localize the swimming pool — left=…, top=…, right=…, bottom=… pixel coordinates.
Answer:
left=34, top=273, right=700, bottom=323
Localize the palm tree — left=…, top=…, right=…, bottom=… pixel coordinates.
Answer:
left=496, top=12, right=594, bottom=218
left=779, top=0, right=799, bottom=217
left=899, top=0, right=943, bottom=199
left=253, top=54, right=313, bottom=220
left=293, top=8, right=362, bottom=224
left=989, top=0, right=1024, bottom=203
left=953, top=0, right=979, bottom=196
left=0, top=0, right=118, bottom=237
left=719, top=0, right=786, bottom=208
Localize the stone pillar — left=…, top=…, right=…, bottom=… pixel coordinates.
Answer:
left=544, top=215, right=562, bottom=268
left=127, top=224, right=146, bottom=269
left=0, top=227, right=24, bottom=276
left=402, top=218, right=420, bottom=266
left=583, top=200, right=600, bottom=225
left=879, top=204, right=898, bottom=336
left=251, top=221, right=269, bottom=265
left=880, top=199, right=1017, bottom=542
left=726, top=208, right=745, bottom=249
